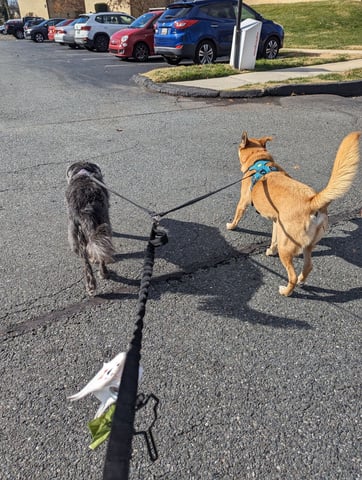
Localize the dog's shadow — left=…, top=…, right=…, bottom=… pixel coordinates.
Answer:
left=291, top=217, right=362, bottom=303
left=109, top=218, right=311, bottom=329
left=103, top=217, right=361, bottom=326
left=317, top=217, right=362, bottom=268
left=239, top=218, right=362, bottom=304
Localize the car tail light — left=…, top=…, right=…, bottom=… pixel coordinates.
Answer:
left=173, top=19, right=198, bottom=30
left=80, top=26, right=91, bottom=31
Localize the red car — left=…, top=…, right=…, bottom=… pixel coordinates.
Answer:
left=48, top=18, right=73, bottom=41
left=108, top=10, right=163, bottom=62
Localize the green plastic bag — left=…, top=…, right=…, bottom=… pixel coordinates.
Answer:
left=88, top=404, right=116, bottom=450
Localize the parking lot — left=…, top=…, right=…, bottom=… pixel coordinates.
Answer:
left=0, top=38, right=361, bottom=480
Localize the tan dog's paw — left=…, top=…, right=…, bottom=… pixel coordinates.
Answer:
left=297, top=274, right=305, bottom=285
left=266, top=247, right=277, bottom=256
left=279, top=285, right=293, bottom=297
left=226, top=222, right=236, bottom=230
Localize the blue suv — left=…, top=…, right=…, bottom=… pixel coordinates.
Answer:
left=154, top=0, right=284, bottom=65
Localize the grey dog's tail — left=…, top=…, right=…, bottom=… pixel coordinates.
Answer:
left=85, top=224, right=115, bottom=264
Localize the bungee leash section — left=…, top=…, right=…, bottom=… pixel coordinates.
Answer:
left=103, top=222, right=167, bottom=480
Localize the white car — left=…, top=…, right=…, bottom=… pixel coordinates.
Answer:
left=54, top=17, right=83, bottom=48
left=74, top=12, right=135, bottom=52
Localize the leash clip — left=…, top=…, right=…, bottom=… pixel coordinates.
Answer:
left=151, top=213, right=161, bottom=224
left=134, top=393, right=160, bottom=462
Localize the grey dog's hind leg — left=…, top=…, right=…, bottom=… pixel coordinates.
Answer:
left=99, top=261, right=109, bottom=279
left=68, top=221, right=79, bottom=255
left=84, top=253, right=96, bottom=296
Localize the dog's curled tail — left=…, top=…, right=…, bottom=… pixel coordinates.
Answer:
left=87, top=224, right=115, bottom=264
left=310, top=131, right=360, bottom=212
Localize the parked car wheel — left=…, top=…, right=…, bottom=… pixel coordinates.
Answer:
left=133, top=42, right=149, bottom=62
left=94, top=34, right=109, bottom=52
left=14, top=29, right=24, bottom=39
left=33, top=32, right=45, bottom=43
left=262, top=36, right=280, bottom=59
left=194, top=40, right=216, bottom=64
left=164, top=56, right=181, bottom=66
left=68, top=43, right=77, bottom=49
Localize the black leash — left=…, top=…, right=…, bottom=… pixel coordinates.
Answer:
left=156, top=176, right=248, bottom=219
left=90, top=175, right=156, bottom=218
left=103, top=221, right=167, bottom=480
left=90, top=173, right=253, bottom=221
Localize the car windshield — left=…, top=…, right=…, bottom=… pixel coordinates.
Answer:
left=160, top=6, right=192, bottom=20
left=241, top=5, right=258, bottom=20
left=55, top=19, right=72, bottom=27
left=36, top=19, right=48, bottom=27
left=75, top=16, right=89, bottom=24
left=130, top=12, right=155, bottom=28
left=70, top=17, right=85, bottom=25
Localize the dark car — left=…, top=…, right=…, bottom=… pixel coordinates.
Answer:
left=23, top=18, right=45, bottom=31
left=108, top=10, right=164, bottom=61
left=4, top=16, right=44, bottom=39
left=4, top=19, right=24, bottom=38
left=26, top=18, right=66, bottom=43
left=154, top=0, right=284, bottom=65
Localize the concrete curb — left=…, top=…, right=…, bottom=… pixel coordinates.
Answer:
left=132, top=74, right=219, bottom=97
left=133, top=74, right=362, bottom=98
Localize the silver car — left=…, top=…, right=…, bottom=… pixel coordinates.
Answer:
left=74, top=12, right=135, bottom=52
left=54, top=17, right=83, bottom=48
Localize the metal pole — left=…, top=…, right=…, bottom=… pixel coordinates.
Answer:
left=232, top=0, right=243, bottom=68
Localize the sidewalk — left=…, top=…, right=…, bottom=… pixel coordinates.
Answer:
left=134, top=49, right=362, bottom=98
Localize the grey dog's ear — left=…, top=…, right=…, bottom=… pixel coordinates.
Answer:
left=93, top=163, right=102, bottom=175
left=240, top=131, right=248, bottom=149
left=66, top=164, right=75, bottom=180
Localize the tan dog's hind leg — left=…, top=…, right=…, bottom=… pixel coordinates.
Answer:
left=277, top=232, right=299, bottom=296
left=226, top=193, right=249, bottom=230
left=278, top=249, right=298, bottom=296
left=266, top=221, right=278, bottom=256
left=297, top=245, right=313, bottom=285
left=297, top=214, right=327, bottom=285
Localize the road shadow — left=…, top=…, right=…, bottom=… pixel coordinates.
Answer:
left=149, top=218, right=311, bottom=330
left=106, top=217, right=361, bottom=326
left=317, top=217, right=362, bottom=268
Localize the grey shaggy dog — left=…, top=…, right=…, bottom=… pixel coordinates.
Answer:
left=66, top=161, right=115, bottom=296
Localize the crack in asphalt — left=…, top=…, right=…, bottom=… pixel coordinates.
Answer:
left=1, top=102, right=220, bottom=130
left=0, top=240, right=268, bottom=341
left=1, top=209, right=360, bottom=341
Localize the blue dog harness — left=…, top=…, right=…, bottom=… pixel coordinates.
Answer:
left=248, top=159, right=278, bottom=190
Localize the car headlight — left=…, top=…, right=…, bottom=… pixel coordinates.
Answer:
left=121, top=35, right=129, bottom=42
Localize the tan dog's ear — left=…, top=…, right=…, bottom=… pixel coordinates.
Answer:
left=240, top=131, right=248, bottom=149
left=259, top=136, right=273, bottom=147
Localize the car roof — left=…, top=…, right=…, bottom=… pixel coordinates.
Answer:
left=79, top=11, right=130, bottom=17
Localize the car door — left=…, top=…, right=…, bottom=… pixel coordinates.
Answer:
left=201, top=1, right=236, bottom=55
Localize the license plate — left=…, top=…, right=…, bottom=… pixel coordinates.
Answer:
left=161, top=28, right=168, bottom=35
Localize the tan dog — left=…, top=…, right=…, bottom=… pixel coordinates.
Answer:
left=227, top=131, right=360, bottom=296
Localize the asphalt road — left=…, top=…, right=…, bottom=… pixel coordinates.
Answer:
left=0, top=39, right=361, bottom=480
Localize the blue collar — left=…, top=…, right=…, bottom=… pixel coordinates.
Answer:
left=248, top=159, right=278, bottom=190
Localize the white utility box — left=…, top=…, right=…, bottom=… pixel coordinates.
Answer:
left=230, top=18, right=262, bottom=70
